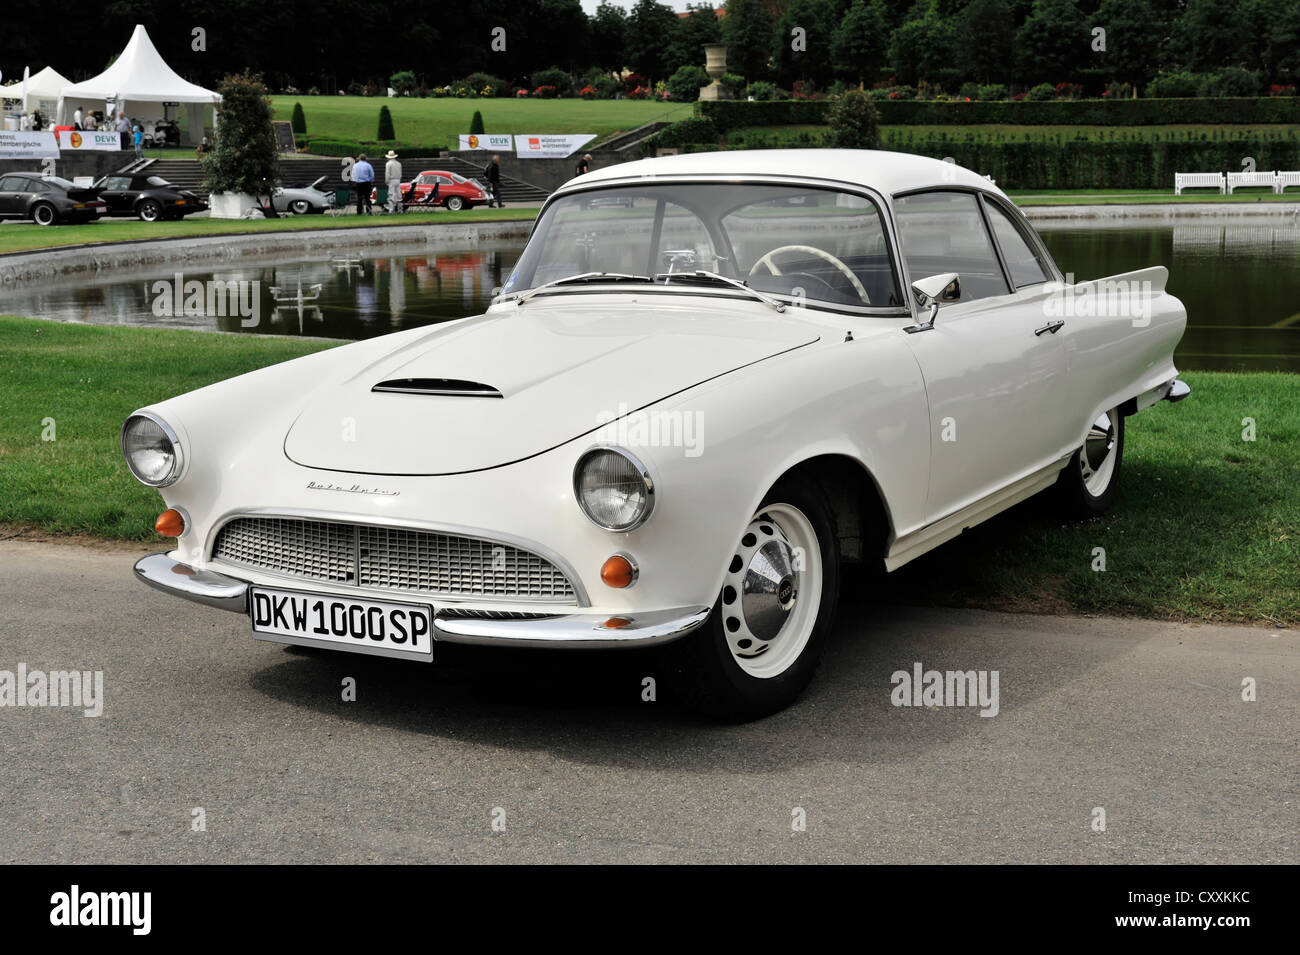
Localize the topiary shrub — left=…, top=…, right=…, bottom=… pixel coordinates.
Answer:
left=1146, top=72, right=1200, bottom=98
left=290, top=101, right=306, bottom=134
left=469, top=110, right=485, bottom=135
left=827, top=89, right=881, bottom=149
left=1025, top=82, right=1056, bottom=101
left=667, top=65, right=710, bottom=102
left=377, top=105, right=395, bottom=140
left=745, top=81, right=777, bottom=101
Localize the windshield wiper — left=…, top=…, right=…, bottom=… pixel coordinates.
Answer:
left=513, top=271, right=653, bottom=305
left=653, top=270, right=786, bottom=313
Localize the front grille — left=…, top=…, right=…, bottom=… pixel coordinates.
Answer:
left=212, top=517, right=577, bottom=602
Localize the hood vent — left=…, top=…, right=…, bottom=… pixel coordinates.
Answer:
left=371, top=377, right=503, bottom=398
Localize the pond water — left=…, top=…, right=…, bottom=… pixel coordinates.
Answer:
left=2, top=217, right=1297, bottom=372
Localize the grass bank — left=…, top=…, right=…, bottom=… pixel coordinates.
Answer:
left=1, top=315, right=1295, bottom=624
left=269, top=95, right=688, bottom=151
left=0, top=207, right=539, bottom=256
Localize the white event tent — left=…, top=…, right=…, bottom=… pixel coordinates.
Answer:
left=0, top=66, right=72, bottom=118
left=57, top=24, right=220, bottom=144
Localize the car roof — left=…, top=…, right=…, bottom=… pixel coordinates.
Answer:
left=564, top=148, right=1004, bottom=200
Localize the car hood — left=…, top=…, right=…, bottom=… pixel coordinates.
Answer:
left=284, top=301, right=819, bottom=475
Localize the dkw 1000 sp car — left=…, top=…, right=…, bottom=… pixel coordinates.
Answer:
left=123, top=150, right=1189, bottom=720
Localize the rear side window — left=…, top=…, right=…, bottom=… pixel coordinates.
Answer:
left=983, top=198, right=1049, bottom=288
left=894, top=191, right=1009, bottom=301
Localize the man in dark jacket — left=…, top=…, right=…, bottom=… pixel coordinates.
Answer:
left=484, top=155, right=504, bottom=208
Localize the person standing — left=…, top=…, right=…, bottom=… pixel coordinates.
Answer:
left=132, top=124, right=144, bottom=159
left=73, top=107, right=83, bottom=130
left=485, top=154, right=504, bottom=208
left=19, top=113, right=31, bottom=131
left=114, top=111, right=130, bottom=149
left=84, top=111, right=97, bottom=131
left=383, top=150, right=403, bottom=214
left=31, top=109, right=44, bottom=131
left=352, top=153, right=375, bottom=215
left=574, top=153, right=591, bottom=177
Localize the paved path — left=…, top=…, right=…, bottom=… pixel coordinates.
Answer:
left=1, top=540, right=1293, bottom=863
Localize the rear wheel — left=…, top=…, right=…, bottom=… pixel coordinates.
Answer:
left=445, top=196, right=465, bottom=212
left=137, top=199, right=162, bottom=222
left=1056, top=405, right=1125, bottom=516
left=31, top=203, right=57, bottom=226
left=290, top=199, right=310, bottom=215
left=668, top=478, right=840, bottom=721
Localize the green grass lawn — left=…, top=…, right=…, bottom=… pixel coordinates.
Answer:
left=1, top=314, right=1295, bottom=624
left=271, top=95, right=692, bottom=150
left=0, top=207, right=538, bottom=256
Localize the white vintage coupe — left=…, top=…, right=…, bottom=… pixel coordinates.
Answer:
left=123, top=150, right=1189, bottom=719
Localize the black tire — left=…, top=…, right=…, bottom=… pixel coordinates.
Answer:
left=666, top=476, right=841, bottom=721
left=31, top=203, right=57, bottom=226
left=137, top=199, right=162, bottom=222
left=445, top=196, right=465, bottom=212
left=1056, top=405, right=1125, bottom=517
left=290, top=199, right=310, bottom=215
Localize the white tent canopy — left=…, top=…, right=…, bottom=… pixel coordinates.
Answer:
left=0, top=66, right=72, bottom=118
left=57, top=25, right=220, bottom=144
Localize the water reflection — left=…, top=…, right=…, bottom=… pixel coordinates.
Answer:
left=3, top=241, right=520, bottom=341
left=3, top=220, right=1298, bottom=371
left=1037, top=216, right=1300, bottom=372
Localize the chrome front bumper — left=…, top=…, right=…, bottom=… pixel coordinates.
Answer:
left=134, top=553, right=710, bottom=649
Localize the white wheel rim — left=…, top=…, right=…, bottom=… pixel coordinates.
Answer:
left=719, top=502, right=823, bottom=679
left=1080, top=407, right=1119, bottom=496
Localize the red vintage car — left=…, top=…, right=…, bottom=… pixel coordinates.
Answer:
left=371, top=169, right=491, bottom=211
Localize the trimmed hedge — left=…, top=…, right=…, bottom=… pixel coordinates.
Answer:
left=699, top=97, right=1300, bottom=131
left=653, top=134, right=1300, bottom=189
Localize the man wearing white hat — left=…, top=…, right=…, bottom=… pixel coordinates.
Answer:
left=384, top=149, right=403, bottom=214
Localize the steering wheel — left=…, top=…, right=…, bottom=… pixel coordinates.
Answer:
left=749, top=245, right=871, bottom=305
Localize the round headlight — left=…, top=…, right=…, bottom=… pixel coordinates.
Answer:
left=574, top=447, right=655, bottom=531
left=121, top=412, right=183, bottom=487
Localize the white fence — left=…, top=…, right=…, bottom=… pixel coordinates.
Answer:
left=1177, top=170, right=1300, bottom=195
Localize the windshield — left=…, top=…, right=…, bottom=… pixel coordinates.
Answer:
left=503, top=182, right=901, bottom=309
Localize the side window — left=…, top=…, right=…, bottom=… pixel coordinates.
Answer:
left=894, top=191, right=1009, bottom=301
left=0, top=177, right=23, bottom=191
left=983, top=198, right=1049, bottom=288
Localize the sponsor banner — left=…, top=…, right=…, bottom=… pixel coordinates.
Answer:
left=56, top=129, right=122, bottom=151
left=0, top=130, right=58, bottom=159
left=514, top=133, right=595, bottom=158
left=457, top=133, right=514, bottom=151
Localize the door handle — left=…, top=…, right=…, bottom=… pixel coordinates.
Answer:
left=1034, top=320, right=1065, bottom=336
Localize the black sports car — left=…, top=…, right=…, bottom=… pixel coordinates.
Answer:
left=0, top=173, right=108, bottom=225
left=94, top=174, right=209, bottom=221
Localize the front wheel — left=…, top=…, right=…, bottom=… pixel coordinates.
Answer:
left=668, top=478, right=840, bottom=721
left=1056, top=405, right=1125, bottom=516
left=445, top=196, right=465, bottom=212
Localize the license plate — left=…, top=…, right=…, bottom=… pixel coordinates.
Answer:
left=250, top=587, right=434, bottom=660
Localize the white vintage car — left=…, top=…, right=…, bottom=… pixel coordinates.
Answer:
left=123, top=149, right=1189, bottom=719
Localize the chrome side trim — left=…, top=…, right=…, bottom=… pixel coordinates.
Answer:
left=434, top=606, right=711, bottom=649
left=134, top=553, right=249, bottom=613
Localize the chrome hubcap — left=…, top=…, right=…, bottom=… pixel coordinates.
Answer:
left=1080, top=408, right=1118, bottom=496
left=720, top=504, right=822, bottom=679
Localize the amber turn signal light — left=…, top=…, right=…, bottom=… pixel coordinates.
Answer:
left=600, top=554, right=638, bottom=589
left=154, top=508, right=186, bottom=537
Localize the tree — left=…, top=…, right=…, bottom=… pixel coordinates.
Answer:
left=377, top=104, right=395, bottom=140
left=667, top=64, right=712, bottom=100
left=774, top=0, right=846, bottom=89
left=832, top=0, right=889, bottom=86
left=626, top=0, right=681, bottom=82
left=887, top=1, right=957, bottom=86
left=390, top=70, right=416, bottom=94
left=957, top=0, right=1014, bottom=85
left=1014, top=0, right=1090, bottom=84
left=470, top=110, right=485, bottom=135
left=290, top=101, right=307, bottom=134
left=591, top=1, right=629, bottom=73
left=1169, top=0, right=1251, bottom=73
left=202, top=71, right=279, bottom=204
left=1090, top=0, right=1163, bottom=87
left=828, top=88, right=882, bottom=147
left=722, top=0, right=777, bottom=82
left=667, top=3, right=723, bottom=75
